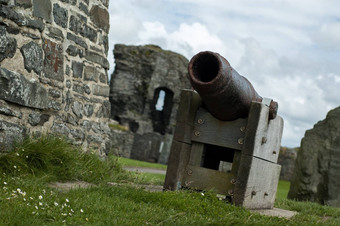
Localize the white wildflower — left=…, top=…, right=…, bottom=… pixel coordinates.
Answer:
left=54, top=202, right=59, bottom=206
left=39, top=195, right=43, bottom=200
left=13, top=165, right=17, bottom=169
left=35, top=206, right=38, bottom=210
left=16, top=153, right=19, bottom=156
left=3, top=182, right=7, bottom=185
left=39, top=202, right=43, bottom=206
left=65, top=198, right=69, bottom=202
left=80, top=209, right=84, bottom=213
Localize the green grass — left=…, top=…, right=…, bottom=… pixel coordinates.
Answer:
left=118, top=157, right=167, bottom=170
left=1, top=135, right=340, bottom=225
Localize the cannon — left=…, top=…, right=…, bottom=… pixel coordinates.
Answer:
left=164, top=51, right=284, bottom=210
left=188, top=51, right=278, bottom=121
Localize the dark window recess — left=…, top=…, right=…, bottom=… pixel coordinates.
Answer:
left=151, top=87, right=174, bottom=135
left=201, top=144, right=235, bottom=172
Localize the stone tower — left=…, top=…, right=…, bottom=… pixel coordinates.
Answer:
left=109, top=44, right=191, bottom=163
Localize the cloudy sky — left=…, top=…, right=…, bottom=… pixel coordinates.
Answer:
left=108, top=0, right=340, bottom=148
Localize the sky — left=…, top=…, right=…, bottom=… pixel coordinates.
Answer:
left=108, top=0, right=340, bottom=148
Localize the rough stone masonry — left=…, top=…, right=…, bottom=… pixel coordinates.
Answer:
left=0, top=0, right=111, bottom=155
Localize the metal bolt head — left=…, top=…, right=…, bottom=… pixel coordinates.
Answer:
left=251, top=191, right=256, bottom=196
left=240, top=126, right=246, bottom=132
left=194, top=131, right=201, bottom=136
left=261, top=137, right=267, bottom=144
left=230, top=179, right=236, bottom=184
left=228, top=189, right=234, bottom=195
left=197, top=119, right=204, bottom=124
left=272, top=150, right=277, bottom=154
left=238, top=138, right=244, bottom=145
left=264, top=192, right=269, bottom=196
left=187, top=169, right=193, bottom=175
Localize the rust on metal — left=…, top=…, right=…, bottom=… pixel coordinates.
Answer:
left=188, top=51, right=278, bottom=120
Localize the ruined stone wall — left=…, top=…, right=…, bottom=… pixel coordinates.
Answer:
left=110, top=44, right=191, bottom=163
left=0, top=0, right=111, bottom=155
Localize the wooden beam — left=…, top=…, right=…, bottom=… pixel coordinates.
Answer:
left=191, top=108, right=247, bottom=150
left=183, top=165, right=235, bottom=195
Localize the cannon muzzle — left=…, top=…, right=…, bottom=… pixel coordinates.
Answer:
left=188, top=51, right=278, bottom=120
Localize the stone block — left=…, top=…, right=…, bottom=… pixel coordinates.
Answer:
left=0, top=26, right=17, bottom=62
left=92, top=84, right=109, bottom=97
left=33, top=0, right=52, bottom=22
left=70, top=129, right=85, bottom=141
left=28, top=112, right=50, bottom=126
left=0, top=120, right=26, bottom=152
left=51, top=122, right=71, bottom=136
left=66, top=45, right=80, bottom=57
left=0, top=104, right=22, bottom=118
left=84, top=85, right=91, bottom=94
left=79, top=2, right=88, bottom=14
left=48, top=88, right=61, bottom=98
left=0, top=67, right=48, bottom=109
left=84, top=104, right=94, bottom=117
left=67, top=32, right=88, bottom=49
left=72, top=101, right=83, bottom=118
left=90, top=5, right=109, bottom=33
left=85, top=50, right=109, bottom=69
left=72, top=61, right=83, bottom=78
left=15, top=0, right=32, bottom=8
left=69, top=15, right=96, bottom=42
left=48, top=100, right=62, bottom=111
left=43, top=39, right=64, bottom=82
left=20, top=41, right=43, bottom=74
left=0, top=5, right=25, bottom=26
left=84, top=65, right=99, bottom=82
left=47, top=27, right=64, bottom=41
left=99, top=72, right=107, bottom=84
left=72, top=83, right=85, bottom=95
left=53, top=3, right=68, bottom=28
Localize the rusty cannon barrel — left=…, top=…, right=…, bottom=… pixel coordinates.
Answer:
left=188, top=51, right=278, bottom=121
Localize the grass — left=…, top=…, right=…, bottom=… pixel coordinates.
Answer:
left=118, top=157, right=167, bottom=170
left=1, top=135, right=340, bottom=225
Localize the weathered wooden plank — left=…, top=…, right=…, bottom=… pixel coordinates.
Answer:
left=176, top=89, right=201, bottom=124
left=173, top=122, right=192, bottom=144
left=188, top=142, right=204, bottom=166
left=183, top=165, right=235, bottom=195
left=191, top=108, right=247, bottom=150
left=233, top=155, right=281, bottom=209
left=163, top=140, right=192, bottom=191
left=253, top=116, right=283, bottom=163
left=242, top=101, right=283, bottom=163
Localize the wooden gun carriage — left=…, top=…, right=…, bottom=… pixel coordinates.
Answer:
left=163, top=51, right=284, bottom=209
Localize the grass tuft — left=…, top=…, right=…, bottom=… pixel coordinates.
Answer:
left=0, top=135, right=125, bottom=184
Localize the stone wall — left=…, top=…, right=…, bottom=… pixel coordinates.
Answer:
left=0, top=0, right=111, bottom=155
left=288, top=106, right=340, bottom=207
left=109, top=44, right=190, bottom=163
left=277, top=147, right=298, bottom=181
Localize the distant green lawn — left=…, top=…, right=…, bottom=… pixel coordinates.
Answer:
left=118, top=157, right=167, bottom=170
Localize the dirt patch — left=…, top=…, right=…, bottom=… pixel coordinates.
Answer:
left=49, top=181, right=96, bottom=191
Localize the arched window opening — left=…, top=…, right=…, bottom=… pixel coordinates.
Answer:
left=151, top=87, right=174, bottom=134
left=155, top=90, right=165, bottom=111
